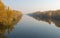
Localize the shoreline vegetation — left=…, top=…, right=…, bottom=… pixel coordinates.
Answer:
left=28, top=10, right=60, bottom=19
left=28, top=10, right=60, bottom=28
left=0, top=0, right=22, bottom=38
left=0, top=0, right=22, bottom=26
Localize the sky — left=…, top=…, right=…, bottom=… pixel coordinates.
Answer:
left=2, top=0, right=60, bottom=14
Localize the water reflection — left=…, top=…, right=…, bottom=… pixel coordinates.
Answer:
left=0, top=15, right=22, bottom=38
left=28, top=14, right=60, bottom=28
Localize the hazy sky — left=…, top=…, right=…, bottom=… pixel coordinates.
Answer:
left=2, top=0, right=60, bottom=14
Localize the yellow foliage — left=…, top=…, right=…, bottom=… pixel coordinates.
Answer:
left=0, top=0, right=22, bottom=26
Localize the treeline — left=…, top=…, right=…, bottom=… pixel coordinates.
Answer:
left=28, top=10, right=60, bottom=20
left=0, top=0, right=22, bottom=26
left=28, top=10, right=60, bottom=28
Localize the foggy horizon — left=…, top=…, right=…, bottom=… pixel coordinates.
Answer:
left=2, top=0, right=60, bottom=14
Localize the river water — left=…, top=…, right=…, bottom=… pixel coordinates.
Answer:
left=3, top=15, right=60, bottom=38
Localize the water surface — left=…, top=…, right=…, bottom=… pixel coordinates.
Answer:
left=2, top=15, right=60, bottom=38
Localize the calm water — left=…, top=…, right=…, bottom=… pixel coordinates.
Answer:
left=3, top=15, right=60, bottom=38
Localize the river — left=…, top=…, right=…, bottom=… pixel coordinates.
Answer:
left=3, top=15, right=60, bottom=38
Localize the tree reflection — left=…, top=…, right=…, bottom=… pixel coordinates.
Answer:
left=0, top=0, right=22, bottom=38
left=28, top=13, right=60, bottom=28
left=0, top=15, right=22, bottom=38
